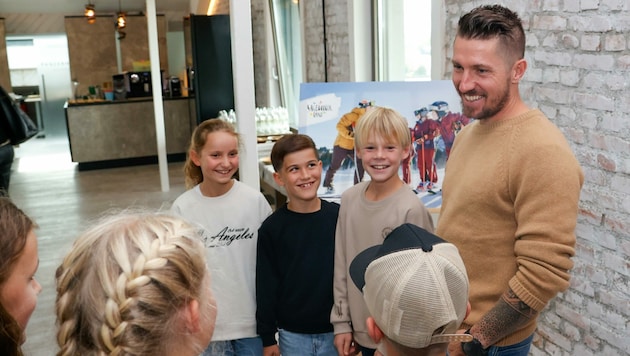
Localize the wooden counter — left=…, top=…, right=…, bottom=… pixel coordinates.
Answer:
left=65, top=96, right=196, bottom=170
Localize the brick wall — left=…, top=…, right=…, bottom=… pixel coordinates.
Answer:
left=302, top=0, right=326, bottom=82
left=443, top=1, right=630, bottom=355
left=302, top=0, right=351, bottom=82
left=321, top=0, right=351, bottom=81
left=251, top=0, right=270, bottom=107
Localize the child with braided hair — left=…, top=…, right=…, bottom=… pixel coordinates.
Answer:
left=55, top=212, right=217, bottom=356
left=0, top=197, right=41, bottom=356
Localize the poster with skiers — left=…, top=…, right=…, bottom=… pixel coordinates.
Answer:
left=299, top=81, right=471, bottom=208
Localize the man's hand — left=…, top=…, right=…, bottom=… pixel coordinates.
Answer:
left=263, top=344, right=280, bottom=356
left=334, top=332, right=358, bottom=356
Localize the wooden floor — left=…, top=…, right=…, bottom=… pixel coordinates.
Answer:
left=9, top=136, right=188, bottom=356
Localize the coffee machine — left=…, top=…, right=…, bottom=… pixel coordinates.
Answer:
left=168, top=76, right=182, bottom=97
left=125, top=71, right=152, bottom=98
left=112, top=74, right=126, bottom=100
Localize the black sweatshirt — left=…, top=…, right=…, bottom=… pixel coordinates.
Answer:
left=256, top=200, right=339, bottom=346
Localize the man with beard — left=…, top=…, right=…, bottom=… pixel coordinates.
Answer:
left=437, top=5, right=584, bottom=356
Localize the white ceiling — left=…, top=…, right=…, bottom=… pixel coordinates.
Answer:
left=0, top=0, right=192, bottom=15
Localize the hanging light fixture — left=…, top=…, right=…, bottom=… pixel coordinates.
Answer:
left=116, top=12, right=126, bottom=30
left=115, top=0, right=127, bottom=38
left=85, top=1, right=96, bottom=24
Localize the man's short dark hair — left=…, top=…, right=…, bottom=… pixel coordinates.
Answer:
left=457, top=5, right=525, bottom=61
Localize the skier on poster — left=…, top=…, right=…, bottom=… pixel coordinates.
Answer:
left=412, top=107, right=439, bottom=191
left=401, top=126, right=415, bottom=186
left=430, top=101, right=471, bottom=160
left=322, top=100, right=374, bottom=194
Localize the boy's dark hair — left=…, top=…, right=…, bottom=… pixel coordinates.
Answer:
left=270, top=134, right=319, bottom=172
left=457, top=4, right=525, bottom=61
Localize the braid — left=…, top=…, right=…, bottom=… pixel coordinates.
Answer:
left=55, top=212, right=209, bottom=356
left=55, top=228, right=104, bottom=356
left=99, top=239, right=170, bottom=355
left=54, top=293, right=80, bottom=355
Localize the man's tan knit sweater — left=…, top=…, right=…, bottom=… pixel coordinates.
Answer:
left=436, top=109, right=584, bottom=347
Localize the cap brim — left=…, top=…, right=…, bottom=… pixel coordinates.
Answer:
left=349, top=244, right=380, bottom=292
left=349, top=223, right=446, bottom=293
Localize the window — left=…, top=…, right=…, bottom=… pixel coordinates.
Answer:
left=269, top=0, right=302, bottom=129
left=375, top=0, right=433, bottom=81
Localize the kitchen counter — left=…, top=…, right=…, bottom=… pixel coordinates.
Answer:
left=65, top=95, right=193, bottom=107
left=65, top=96, right=196, bottom=170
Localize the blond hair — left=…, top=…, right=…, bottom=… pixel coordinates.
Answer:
left=354, top=107, right=412, bottom=150
left=55, top=212, right=211, bottom=356
left=184, top=119, right=240, bottom=189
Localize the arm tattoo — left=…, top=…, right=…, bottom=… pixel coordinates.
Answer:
left=502, top=289, right=538, bottom=319
left=473, top=288, right=538, bottom=347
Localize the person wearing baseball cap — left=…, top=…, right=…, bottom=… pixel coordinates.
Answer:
left=350, top=223, right=473, bottom=356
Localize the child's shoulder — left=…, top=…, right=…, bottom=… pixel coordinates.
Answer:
left=399, top=186, right=430, bottom=208
left=321, top=199, right=341, bottom=213
left=381, top=184, right=429, bottom=211
left=172, top=185, right=199, bottom=204
left=340, top=181, right=369, bottom=200
left=259, top=205, right=286, bottom=226
left=233, top=180, right=264, bottom=197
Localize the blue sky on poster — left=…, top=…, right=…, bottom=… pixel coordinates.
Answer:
left=298, top=81, right=462, bottom=149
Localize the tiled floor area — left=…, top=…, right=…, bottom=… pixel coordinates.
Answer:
left=10, top=136, right=188, bottom=356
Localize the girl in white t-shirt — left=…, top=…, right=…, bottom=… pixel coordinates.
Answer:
left=172, top=119, right=272, bottom=356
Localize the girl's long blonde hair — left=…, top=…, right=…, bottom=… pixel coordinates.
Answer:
left=55, top=212, right=212, bottom=356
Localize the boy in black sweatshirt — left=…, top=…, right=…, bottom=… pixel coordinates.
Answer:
left=256, top=134, right=339, bottom=356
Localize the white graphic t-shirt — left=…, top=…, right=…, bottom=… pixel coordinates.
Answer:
left=171, top=180, right=272, bottom=341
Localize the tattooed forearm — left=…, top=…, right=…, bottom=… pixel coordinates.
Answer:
left=502, top=288, right=538, bottom=319
left=472, top=288, right=538, bottom=347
